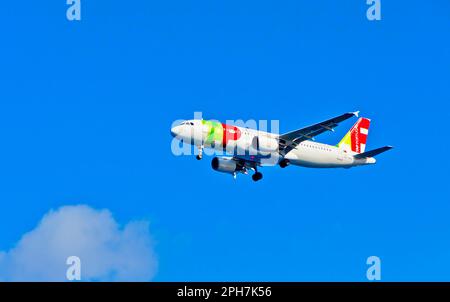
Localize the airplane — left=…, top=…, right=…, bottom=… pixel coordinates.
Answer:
left=170, top=111, right=392, bottom=181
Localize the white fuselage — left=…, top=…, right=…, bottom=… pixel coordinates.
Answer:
left=282, top=140, right=373, bottom=168
left=171, top=119, right=375, bottom=168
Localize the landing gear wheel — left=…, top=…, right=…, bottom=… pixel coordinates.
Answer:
left=252, top=172, right=263, bottom=182
left=196, top=145, right=204, bottom=160
left=279, top=159, right=289, bottom=168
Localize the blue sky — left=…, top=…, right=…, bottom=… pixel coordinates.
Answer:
left=0, top=0, right=449, bottom=281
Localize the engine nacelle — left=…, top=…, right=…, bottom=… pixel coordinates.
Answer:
left=211, top=157, right=240, bottom=174
left=252, top=135, right=279, bottom=154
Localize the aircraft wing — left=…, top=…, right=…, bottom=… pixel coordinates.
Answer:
left=279, top=111, right=359, bottom=154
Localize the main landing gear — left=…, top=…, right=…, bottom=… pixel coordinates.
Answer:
left=279, top=159, right=290, bottom=168
left=251, top=167, right=263, bottom=182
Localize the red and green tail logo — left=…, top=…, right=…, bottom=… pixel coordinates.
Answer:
left=337, top=117, right=371, bottom=153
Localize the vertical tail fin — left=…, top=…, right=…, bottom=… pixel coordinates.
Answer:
left=337, top=117, right=371, bottom=153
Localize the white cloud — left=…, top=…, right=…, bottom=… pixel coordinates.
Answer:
left=0, top=205, right=157, bottom=281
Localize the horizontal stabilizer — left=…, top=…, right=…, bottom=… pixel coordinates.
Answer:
left=354, top=146, right=393, bottom=159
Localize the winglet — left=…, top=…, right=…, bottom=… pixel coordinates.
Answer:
left=352, top=111, right=360, bottom=117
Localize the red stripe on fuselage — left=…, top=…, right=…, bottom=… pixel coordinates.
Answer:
left=222, top=123, right=242, bottom=147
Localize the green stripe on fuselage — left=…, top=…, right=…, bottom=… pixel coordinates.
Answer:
left=202, top=120, right=223, bottom=145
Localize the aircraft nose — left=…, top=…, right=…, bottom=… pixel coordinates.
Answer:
left=171, top=126, right=181, bottom=137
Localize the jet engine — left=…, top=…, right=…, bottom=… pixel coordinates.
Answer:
left=211, top=157, right=241, bottom=174
left=251, top=135, right=279, bottom=154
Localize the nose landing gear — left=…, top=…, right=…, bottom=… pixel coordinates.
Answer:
left=196, top=145, right=204, bottom=160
